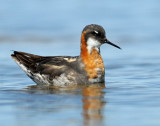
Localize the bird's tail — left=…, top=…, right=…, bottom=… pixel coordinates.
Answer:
left=11, top=51, right=41, bottom=73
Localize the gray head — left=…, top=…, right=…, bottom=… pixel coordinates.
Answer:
left=82, top=24, right=121, bottom=50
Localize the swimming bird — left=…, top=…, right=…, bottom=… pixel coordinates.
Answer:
left=11, top=24, right=121, bottom=87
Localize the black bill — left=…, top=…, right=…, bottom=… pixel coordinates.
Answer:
left=104, top=39, right=121, bottom=49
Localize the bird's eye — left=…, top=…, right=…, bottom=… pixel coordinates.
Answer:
left=92, top=31, right=101, bottom=37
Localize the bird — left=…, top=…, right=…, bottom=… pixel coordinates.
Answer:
left=11, top=24, right=121, bottom=87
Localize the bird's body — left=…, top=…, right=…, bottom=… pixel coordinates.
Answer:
left=11, top=24, right=120, bottom=87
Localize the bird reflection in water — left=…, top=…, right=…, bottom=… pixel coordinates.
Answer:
left=27, top=84, right=106, bottom=126
left=82, top=84, right=106, bottom=126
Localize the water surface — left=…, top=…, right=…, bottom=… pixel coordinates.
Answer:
left=0, top=41, right=160, bottom=126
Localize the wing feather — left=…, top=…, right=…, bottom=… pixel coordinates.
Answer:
left=11, top=51, right=78, bottom=77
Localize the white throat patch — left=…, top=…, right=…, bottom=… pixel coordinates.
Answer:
left=87, top=38, right=101, bottom=53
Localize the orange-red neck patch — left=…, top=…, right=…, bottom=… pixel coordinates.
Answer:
left=80, top=32, right=105, bottom=79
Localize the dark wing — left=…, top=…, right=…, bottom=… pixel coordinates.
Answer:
left=11, top=51, right=78, bottom=78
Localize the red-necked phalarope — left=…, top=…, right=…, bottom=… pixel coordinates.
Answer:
left=11, top=24, right=121, bottom=87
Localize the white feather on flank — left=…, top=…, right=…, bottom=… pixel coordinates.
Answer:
left=52, top=73, right=74, bottom=87
left=14, top=59, right=50, bottom=85
left=87, top=38, right=101, bottom=53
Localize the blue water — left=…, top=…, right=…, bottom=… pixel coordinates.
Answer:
left=0, top=0, right=160, bottom=126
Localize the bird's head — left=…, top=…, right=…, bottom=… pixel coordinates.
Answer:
left=81, top=24, right=121, bottom=53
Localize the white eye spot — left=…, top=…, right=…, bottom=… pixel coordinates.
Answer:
left=94, top=31, right=98, bottom=34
